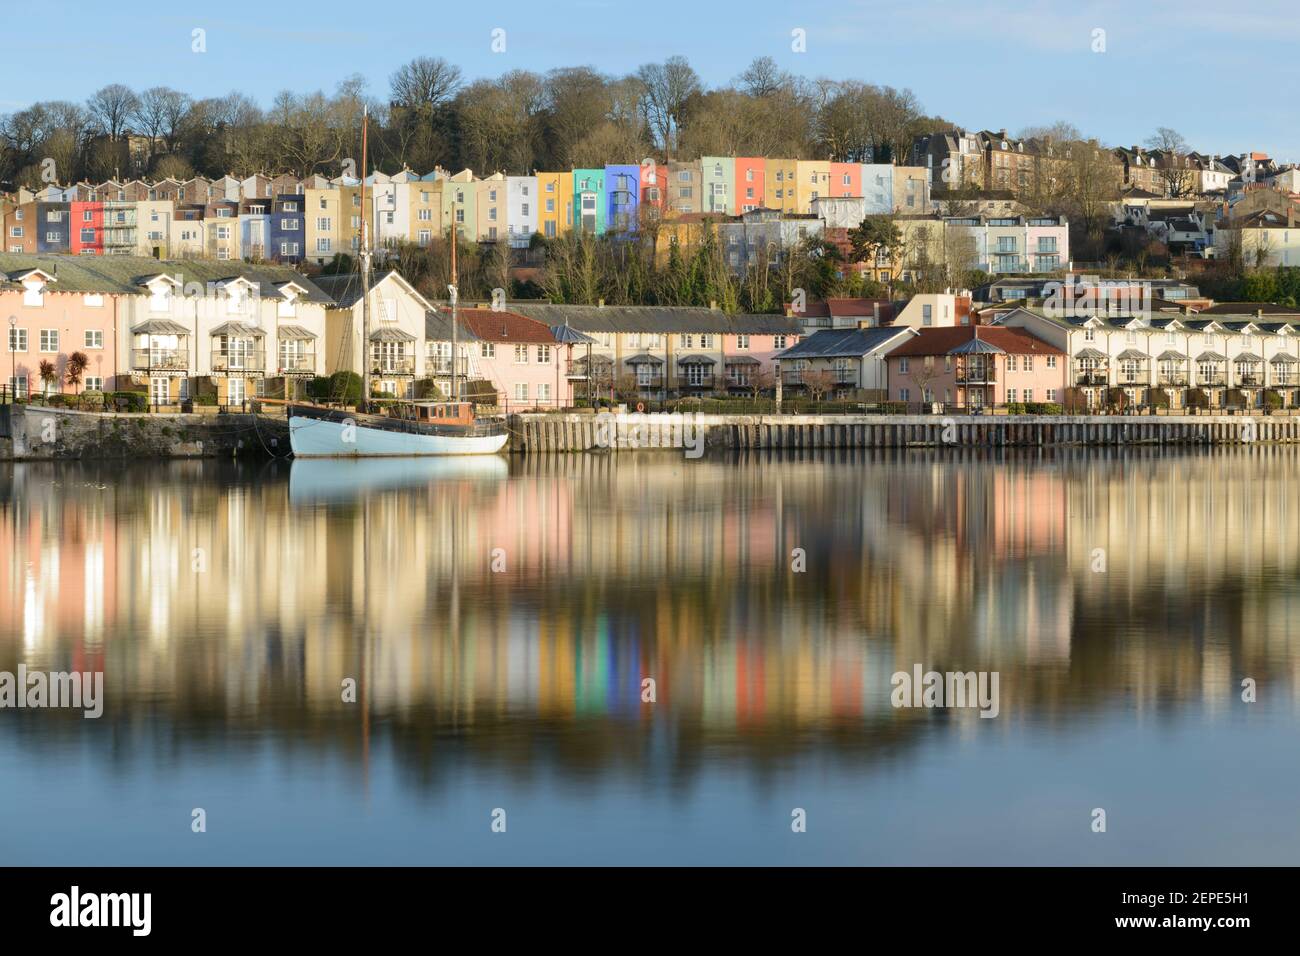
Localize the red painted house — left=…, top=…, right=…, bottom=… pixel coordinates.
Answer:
left=70, top=201, right=104, bottom=255
left=830, top=162, right=862, bottom=199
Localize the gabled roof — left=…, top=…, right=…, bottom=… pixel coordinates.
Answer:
left=311, top=270, right=428, bottom=310
left=887, top=326, right=1062, bottom=357
left=0, top=253, right=333, bottom=303
left=453, top=307, right=559, bottom=344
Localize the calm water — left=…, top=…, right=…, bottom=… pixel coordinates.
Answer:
left=2, top=447, right=1298, bottom=865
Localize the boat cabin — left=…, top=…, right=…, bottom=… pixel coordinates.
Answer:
left=397, top=401, right=476, bottom=426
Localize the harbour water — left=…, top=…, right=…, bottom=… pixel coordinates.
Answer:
left=1, top=448, right=1297, bottom=865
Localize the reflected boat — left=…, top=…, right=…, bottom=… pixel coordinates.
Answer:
left=287, top=401, right=509, bottom=457
left=288, top=452, right=508, bottom=504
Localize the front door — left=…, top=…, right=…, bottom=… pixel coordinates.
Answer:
left=150, top=377, right=170, bottom=406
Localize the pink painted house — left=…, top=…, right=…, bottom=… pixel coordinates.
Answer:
left=3, top=267, right=122, bottom=397
left=455, top=308, right=576, bottom=410
left=884, top=325, right=1066, bottom=408
left=734, top=158, right=766, bottom=214
left=829, top=162, right=862, bottom=199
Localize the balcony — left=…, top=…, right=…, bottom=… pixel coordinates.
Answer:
left=1158, top=375, right=1189, bottom=387
left=956, top=367, right=997, bottom=384
left=211, top=349, right=266, bottom=375
left=1198, top=374, right=1227, bottom=387
left=276, top=352, right=317, bottom=376
left=1075, top=371, right=1108, bottom=386
left=1236, top=373, right=1262, bottom=387
left=681, top=374, right=716, bottom=389
left=371, top=357, right=416, bottom=376
left=132, top=349, right=189, bottom=372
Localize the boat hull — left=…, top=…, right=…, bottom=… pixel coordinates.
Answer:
left=289, top=415, right=509, bottom=457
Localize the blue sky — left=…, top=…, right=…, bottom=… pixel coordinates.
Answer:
left=10, top=0, right=1300, bottom=162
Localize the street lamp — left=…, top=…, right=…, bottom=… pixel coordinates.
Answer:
left=7, top=316, right=15, bottom=403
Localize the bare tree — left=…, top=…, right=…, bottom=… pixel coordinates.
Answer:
left=636, top=56, right=701, bottom=158
left=1145, top=127, right=1196, bottom=197
left=86, top=84, right=140, bottom=140
left=736, top=56, right=789, bottom=98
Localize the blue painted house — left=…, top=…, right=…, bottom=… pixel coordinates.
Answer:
left=269, top=193, right=306, bottom=263
left=35, top=202, right=71, bottom=253
left=604, top=164, right=640, bottom=235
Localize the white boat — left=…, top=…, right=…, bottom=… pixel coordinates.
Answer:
left=288, top=108, right=507, bottom=460
left=288, top=402, right=508, bottom=457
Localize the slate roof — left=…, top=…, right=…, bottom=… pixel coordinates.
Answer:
left=503, top=301, right=803, bottom=336
left=775, top=327, right=914, bottom=360
left=0, top=253, right=333, bottom=304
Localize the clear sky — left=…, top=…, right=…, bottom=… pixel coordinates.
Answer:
left=9, top=0, right=1300, bottom=162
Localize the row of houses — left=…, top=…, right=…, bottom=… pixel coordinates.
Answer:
left=911, top=129, right=1279, bottom=200
left=779, top=297, right=1300, bottom=410
left=0, top=253, right=811, bottom=408
left=1, top=159, right=932, bottom=268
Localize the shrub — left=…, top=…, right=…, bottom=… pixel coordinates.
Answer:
left=1265, top=389, right=1283, bottom=409
left=1186, top=387, right=1209, bottom=409
left=196, top=394, right=217, bottom=406
left=110, top=391, right=148, bottom=412
left=1005, top=402, right=1026, bottom=415
left=1149, top=388, right=1170, bottom=409
left=307, top=371, right=362, bottom=403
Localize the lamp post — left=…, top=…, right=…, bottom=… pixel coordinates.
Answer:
left=7, top=316, right=15, bottom=404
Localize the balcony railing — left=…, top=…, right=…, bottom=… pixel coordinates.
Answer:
left=212, top=349, right=265, bottom=374
left=1198, top=374, right=1227, bottom=386
left=956, top=367, right=996, bottom=384
left=131, top=349, right=189, bottom=371
left=681, top=374, right=716, bottom=388
left=634, top=374, right=664, bottom=388
left=1158, top=375, right=1188, bottom=387
left=1237, top=373, right=1261, bottom=386
left=370, top=357, right=416, bottom=376
left=1075, top=371, right=1107, bottom=386
left=277, top=353, right=317, bottom=375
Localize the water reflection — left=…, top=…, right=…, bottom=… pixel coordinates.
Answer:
left=2, top=447, right=1298, bottom=863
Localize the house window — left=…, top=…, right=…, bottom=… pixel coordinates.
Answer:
left=8, top=328, right=28, bottom=352
left=85, top=376, right=102, bottom=392
left=1047, top=356, right=1057, bottom=368
left=316, top=217, right=331, bottom=231
left=537, top=345, right=551, bottom=364
left=922, top=304, right=933, bottom=325
left=481, top=342, right=495, bottom=358
left=774, top=335, right=787, bottom=349
left=637, top=365, right=654, bottom=386
left=736, top=335, right=749, bottom=349
left=514, top=344, right=529, bottom=363
left=514, top=383, right=529, bottom=401
left=85, top=330, right=103, bottom=349
left=538, top=382, right=551, bottom=403
left=39, top=329, right=59, bottom=352
left=700, top=334, right=712, bottom=348
left=899, top=357, right=909, bottom=373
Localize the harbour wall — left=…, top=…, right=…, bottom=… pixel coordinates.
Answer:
left=0, top=406, right=289, bottom=460
left=508, top=412, right=1300, bottom=454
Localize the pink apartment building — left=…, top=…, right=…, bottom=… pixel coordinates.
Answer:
left=455, top=308, right=576, bottom=410
left=884, top=325, right=1066, bottom=408
left=3, top=268, right=122, bottom=397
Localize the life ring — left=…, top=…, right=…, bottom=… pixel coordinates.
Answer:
left=636, top=402, right=645, bottom=412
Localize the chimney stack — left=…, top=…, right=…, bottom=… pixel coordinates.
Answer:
left=873, top=302, right=881, bottom=326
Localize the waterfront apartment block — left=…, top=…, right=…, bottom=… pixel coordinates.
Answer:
left=1, top=253, right=332, bottom=406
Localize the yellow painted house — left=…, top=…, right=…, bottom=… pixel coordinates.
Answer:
left=536, top=172, right=573, bottom=239
left=475, top=172, right=507, bottom=243
left=303, top=187, right=343, bottom=265
left=764, top=158, right=799, bottom=214
left=794, top=160, right=831, bottom=214
left=410, top=182, right=443, bottom=246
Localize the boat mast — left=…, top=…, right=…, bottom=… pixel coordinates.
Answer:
left=360, top=106, right=372, bottom=410
left=449, top=204, right=459, bottom=404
